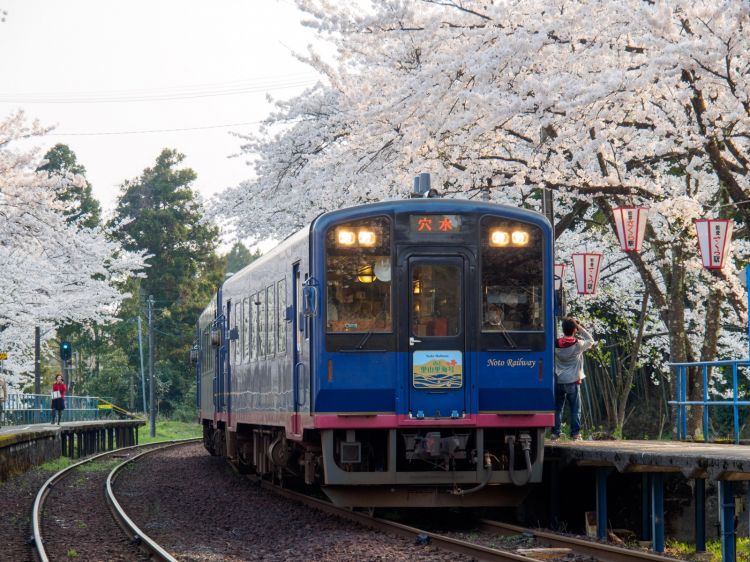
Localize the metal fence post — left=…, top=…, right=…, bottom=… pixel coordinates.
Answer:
left=732, top=363, right=740, bottom=443
left=702, top=365, right=709, bottom=441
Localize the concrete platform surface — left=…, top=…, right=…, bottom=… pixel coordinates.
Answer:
left=1, top=418, right=144, bottom=438
left=547, top=439, right=750, bottom=480
left=0, top=419, right=147, bottom=480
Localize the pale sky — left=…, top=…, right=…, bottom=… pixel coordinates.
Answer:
left=0, top=0, right=321, bottom=214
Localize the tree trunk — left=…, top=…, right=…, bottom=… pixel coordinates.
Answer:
left=614, top=291, right=650, bottom=438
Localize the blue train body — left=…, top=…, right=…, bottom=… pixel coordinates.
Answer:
left=197, top=199, right=555, bottom=507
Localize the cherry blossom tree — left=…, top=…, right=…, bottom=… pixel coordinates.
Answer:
left=213, top=0, right=749, bottom=436
left=0, top=111, right=146, bottom=385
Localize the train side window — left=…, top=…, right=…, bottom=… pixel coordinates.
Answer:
left=234, top=301, right=240, bottom=364
left=267, top=284, right=276, bottom=356
left=480, top=217, right=544, bottom=332
left=233, top=302, right=239, bottom=364
left=230, top=305, right=236, bottom=365
left=277, top=278, right=287, bottom=354
left=250, top=293, right=257, bottom=362
left=325, top=216, right=392, bottom=333
left=297, top=271, right=304, bottom=351
left=259, top=292, right=267, bottom=358
left=242, top=297, right=250, bottom=363
left=204, top=328, right=208, bottom=372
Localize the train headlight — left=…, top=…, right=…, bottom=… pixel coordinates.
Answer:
left=489, top=229, right=510, bottom=246
left=337, top=229, right=356, bottom=246
left=358, top=230, right=377, bottom=247
left=511, top=231, right=529, bottom=245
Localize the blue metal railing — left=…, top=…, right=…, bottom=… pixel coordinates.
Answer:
left=0, top=393, right=110, bottom=426
left=669, top=359, right=750, bottom=443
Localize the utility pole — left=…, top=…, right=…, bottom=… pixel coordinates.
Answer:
left=148, top=295, right=156, bottom=438
left=542, top=187, right=555, bottom=228
left=137, top=316, right=147, bottom=414
left=34, top=326, right=41, bottom=394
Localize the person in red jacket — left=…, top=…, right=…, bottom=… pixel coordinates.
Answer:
left=551, top=317, right=594, bottom=441
left=51, top=373, right=67, bottom=425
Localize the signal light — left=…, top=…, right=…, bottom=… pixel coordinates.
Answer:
left=60, top=341, right=72, bottom=361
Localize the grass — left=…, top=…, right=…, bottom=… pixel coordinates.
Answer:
left=37, top=456, right=74, bottom=472
left=666, top=537, right=750, bottom=562
left=137, top=419, right=201, bottom=444
left=34, top=420, right=199, bottom=473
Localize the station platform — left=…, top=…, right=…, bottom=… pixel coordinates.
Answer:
left=545, top=439, right=748, bottom=560
left=547, top=439, right=750, bottom=480
left=0, top=419, right=145, bottom=481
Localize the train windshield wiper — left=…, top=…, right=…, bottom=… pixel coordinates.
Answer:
left=355, top=331, right=373, bottom=350
left=498, top=322, right=517, bottom=348
left=354, top=308, right=387, bottom=350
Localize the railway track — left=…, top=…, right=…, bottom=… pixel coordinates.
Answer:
left=32, top=438, right=199, bottom=562
left=261, top=479, right=681, bottom=562
left=477, top=520, right=681, bottom=562
left=30, top=439, right=684, bottom=562
left=260, top=480, right=533, bottom=562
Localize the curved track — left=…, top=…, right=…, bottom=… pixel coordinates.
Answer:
left=478, top=519, right=681, bottom=562
left=32, top=438, right=199, bottom=562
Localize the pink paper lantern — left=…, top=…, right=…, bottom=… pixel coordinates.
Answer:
left=572, top=253, right=602, bottom=295
left=695, top=219, right=733, bottom=269
left=554, top=263, right=566, bottom=291
left=613, top=207, right=649, bottom=252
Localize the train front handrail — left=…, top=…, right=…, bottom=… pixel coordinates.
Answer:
left=668, top=359, right=750, bottom=443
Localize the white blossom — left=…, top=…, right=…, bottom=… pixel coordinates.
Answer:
left=0, top=111, right=146, bottom=385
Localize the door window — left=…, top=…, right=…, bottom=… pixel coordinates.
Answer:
left=410, top=264, right=461, bottom=337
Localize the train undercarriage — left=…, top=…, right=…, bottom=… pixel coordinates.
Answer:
left=203, top=421, right=545, bottom=507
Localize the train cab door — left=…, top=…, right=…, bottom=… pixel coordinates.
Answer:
left=224, top=300, right=232, bottom=428
left=405, top=255, right=468, bottom=419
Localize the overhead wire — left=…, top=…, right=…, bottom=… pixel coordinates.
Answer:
left=0, top=75, right=318, bottom=104
left=48, top=120, right=265, bottom=136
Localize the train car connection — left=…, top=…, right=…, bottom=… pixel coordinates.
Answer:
left=196, top=195, right=556, bottom=507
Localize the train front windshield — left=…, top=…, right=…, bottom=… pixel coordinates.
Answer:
left=480, top=217, right=544, bottom=333
left=323, top=212, right=546, bottom=338
left=325, top=216, right=393, bottom=333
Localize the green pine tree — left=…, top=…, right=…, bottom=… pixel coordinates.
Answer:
left=111, top=149, right=224, bottom=416
left=225, top=241, right=261, bottom=276
left=38, top=143, right=102, bottom=228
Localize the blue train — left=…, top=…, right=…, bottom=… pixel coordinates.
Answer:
left=196, top=194, right=556, bottom=507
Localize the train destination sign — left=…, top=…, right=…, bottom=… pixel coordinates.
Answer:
left=409, top=214, right=461, bottom=234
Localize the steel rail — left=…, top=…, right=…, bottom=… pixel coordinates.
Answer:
left=31, top=438, right=199, bottom=562
left=260, top=481, right=542, bottom=562
left=105, top=439, right=200, bottom=562
left=479, top=519, right=682, bottom=562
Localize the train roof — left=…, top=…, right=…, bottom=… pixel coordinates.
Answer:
left=310, top=198, right=551, bottom=232
left=222, top=226, right=309, bottom=292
